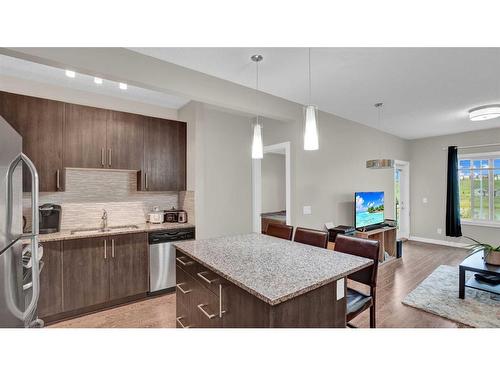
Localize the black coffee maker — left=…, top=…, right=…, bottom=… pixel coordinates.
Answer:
left=39, top=204, right=61, bottom=234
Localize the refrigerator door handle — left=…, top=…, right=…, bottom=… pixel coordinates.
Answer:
left=6, top=153, right=40, bottom=321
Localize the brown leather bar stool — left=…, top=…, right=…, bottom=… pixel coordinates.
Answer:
left=266, top=223, right=294, bottom=240
left=293, top=227, right=329, bottom=248
left=334, top=234, right=380, bottom=328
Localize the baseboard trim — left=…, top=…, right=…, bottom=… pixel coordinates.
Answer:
left=408, top=236, right=469, bottom=248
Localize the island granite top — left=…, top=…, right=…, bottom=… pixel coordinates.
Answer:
left=174, top=233, right=373, bottom=306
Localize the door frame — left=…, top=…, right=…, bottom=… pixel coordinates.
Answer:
left=394, top=160, right=410, bottom=239
left=252, top=141, right=291, bottom=233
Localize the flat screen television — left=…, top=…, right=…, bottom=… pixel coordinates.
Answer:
left=355, top=191, right=385, bottom=229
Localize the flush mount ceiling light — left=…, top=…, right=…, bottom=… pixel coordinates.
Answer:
left=251, top=54, right=264, bottom=159
left=367, top=103, right=394, bottom=169
left=65, top=70, right=75, bottom=78
left=469, top=105, right=500, bottom=121
left=119, top=82, right=128, bottom=90
left=94, top=77, right=103, bottom=85
left=303, top=48, right=319, bottom=151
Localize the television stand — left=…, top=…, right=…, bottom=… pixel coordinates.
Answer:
left=355, top=226, right=397, bottom=262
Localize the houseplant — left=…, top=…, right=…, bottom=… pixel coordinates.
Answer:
left=465, top=237, right=500, bottom=266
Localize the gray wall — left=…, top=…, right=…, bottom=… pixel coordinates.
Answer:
left=179, top=103, right=253, bottom=239
left=263, top=112, right=410, bottom=230
left=410, top=127, right=500, bottom=245
left=262, top=153, right=286, bottom=213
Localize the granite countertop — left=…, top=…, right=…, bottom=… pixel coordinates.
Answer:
left=31, top=222, right=195, bottom=243
left=174, top=233, right=373, bottom=306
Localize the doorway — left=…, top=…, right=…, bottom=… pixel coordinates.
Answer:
left=252, top=142, right=291, bottom=233
left=394, top=160, right=410, bottom=239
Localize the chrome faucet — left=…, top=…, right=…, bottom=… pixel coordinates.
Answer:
left=101, top=209, right=108, bottom=231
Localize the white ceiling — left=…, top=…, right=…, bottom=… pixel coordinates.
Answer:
left=0, top=54, right=189, bottom=109
left=130, top=48, right=500, bottom=139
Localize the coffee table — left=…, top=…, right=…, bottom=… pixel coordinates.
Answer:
left=459, top=251, right=500, bottom=299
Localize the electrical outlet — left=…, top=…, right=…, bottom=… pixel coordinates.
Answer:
left=437, top=228, right=442, bottom=235
left=303, top=206, right=312, bottom=215
left=422, top=197, right=428, bottom=204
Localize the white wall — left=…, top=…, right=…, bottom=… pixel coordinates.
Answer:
left=262, top=153, right=286, bottom=213
left=410, top=127, right=500, bottom=245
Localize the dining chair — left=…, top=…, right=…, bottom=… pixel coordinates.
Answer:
left=266, top=223, right=294, bottom=241
left=293, top=227, right=329, bottom=248
left=334, top=234, right=380, bottom=328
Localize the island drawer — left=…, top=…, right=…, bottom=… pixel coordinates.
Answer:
left=175, top=250, right=221, bottom=295
left=176, top=265, right=222, bottom=328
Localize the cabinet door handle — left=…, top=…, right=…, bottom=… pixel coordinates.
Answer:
left=197, top=304, right=216, bottom=319
left=176, top=256, right=194, bottom=266
left=108, top=149, right=112, bottom=167
left=104, top=239, right=107, bottom=259
left=176, top=283, right=191, bottom=294
left=176, top=316, right=190, bottom=328
left=111, top=238, right=115, bottom=258
left=56, top=169, right=60, bottom=190
left=101, top=148, right=105, bottom=167
left=219, top=284, right=226, bottom=318
left=145, top=172, right=148, bottom=190
left=197, top=271, right=218, bottom=284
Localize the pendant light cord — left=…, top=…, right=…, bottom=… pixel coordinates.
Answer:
left=255, top=58, right=259, bottom=123
left=308, top=48, right=312, bottom=104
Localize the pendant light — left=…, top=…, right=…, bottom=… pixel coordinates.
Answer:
left=366, top=102, right=394, bottom=169
left=304, top=48, right=319, bottom=150
left=251, top=54, right=264, bottom=159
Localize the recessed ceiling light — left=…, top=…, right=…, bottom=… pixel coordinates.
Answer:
left=65, top=70, right=75, bottom=78
left=94, top=77, right=103, bottom=85
left=119, top=82, right=127, bottom=90
left=469, top=105, right=500, bottom=122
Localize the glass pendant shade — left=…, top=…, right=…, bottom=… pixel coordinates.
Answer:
left=304, top=105, right=319, bottom=150
left=251, top=121, right=263, bottom=159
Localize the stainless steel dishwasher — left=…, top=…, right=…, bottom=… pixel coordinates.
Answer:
left=148, top=227, right=195, bottom=293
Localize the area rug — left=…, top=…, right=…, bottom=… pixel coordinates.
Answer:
left=402, top=265, right=500, bottom=328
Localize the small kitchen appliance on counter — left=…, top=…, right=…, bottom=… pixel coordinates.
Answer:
left=164, top=207, right=180, bottom=223
left=177, top=210, right=187, bottom=223
left=39, top=204, right=61, bottom=234
left=148, top=227, right=195, bottom=293
left=148, top=206, right=165, bottom=224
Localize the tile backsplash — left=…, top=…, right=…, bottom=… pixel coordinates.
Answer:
left=23, top=168, right=193, bottom=231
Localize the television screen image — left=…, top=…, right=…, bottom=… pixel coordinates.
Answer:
left=355, top=191, right=385, bottom=228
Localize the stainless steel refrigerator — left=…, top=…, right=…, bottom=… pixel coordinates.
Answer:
left=0, top=115, right=41, bottom=328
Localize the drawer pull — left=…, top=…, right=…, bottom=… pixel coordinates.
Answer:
left=197, top=304, right=217, bottom=319
left=176, top=316, right=191, bottom=328
left=176, top=256, right=194, bottom=266
left=176, top=283, right=192, bottom=294
left=197, top=271, right=218, bottom=284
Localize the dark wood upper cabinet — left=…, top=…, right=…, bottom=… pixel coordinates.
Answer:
left=1, top=91, right=187, bottom=193
left=106, top=111, right=144, bottom=170
left=63, top=103, right=108, bottom=169
left=0, top=91, right=64, bottom=192
left=108, top=233, right=148, bottom=300
left=142, top=118, right=186, bottom=191
left=38, top=240, right=63, bottom=319
left=62, top=236, right=110, bottom=312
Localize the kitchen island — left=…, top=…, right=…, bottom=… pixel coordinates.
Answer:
left=174, top=233, right=373, bottom=328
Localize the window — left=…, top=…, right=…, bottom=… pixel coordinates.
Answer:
left=458, top=153, right=500, bottom=224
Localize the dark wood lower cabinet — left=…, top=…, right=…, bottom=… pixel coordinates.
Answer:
left=38, top=241, right=63, bottom=319
left=175, top=250, right=347, bottom=328
left=62, top=236, right=110, bottom=312
left=109, top=233, right=148, bottom=300
left=40, top=233, right=149, bottom=323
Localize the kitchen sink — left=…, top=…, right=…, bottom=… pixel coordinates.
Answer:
left=70, top=225, right=139, bottom=235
